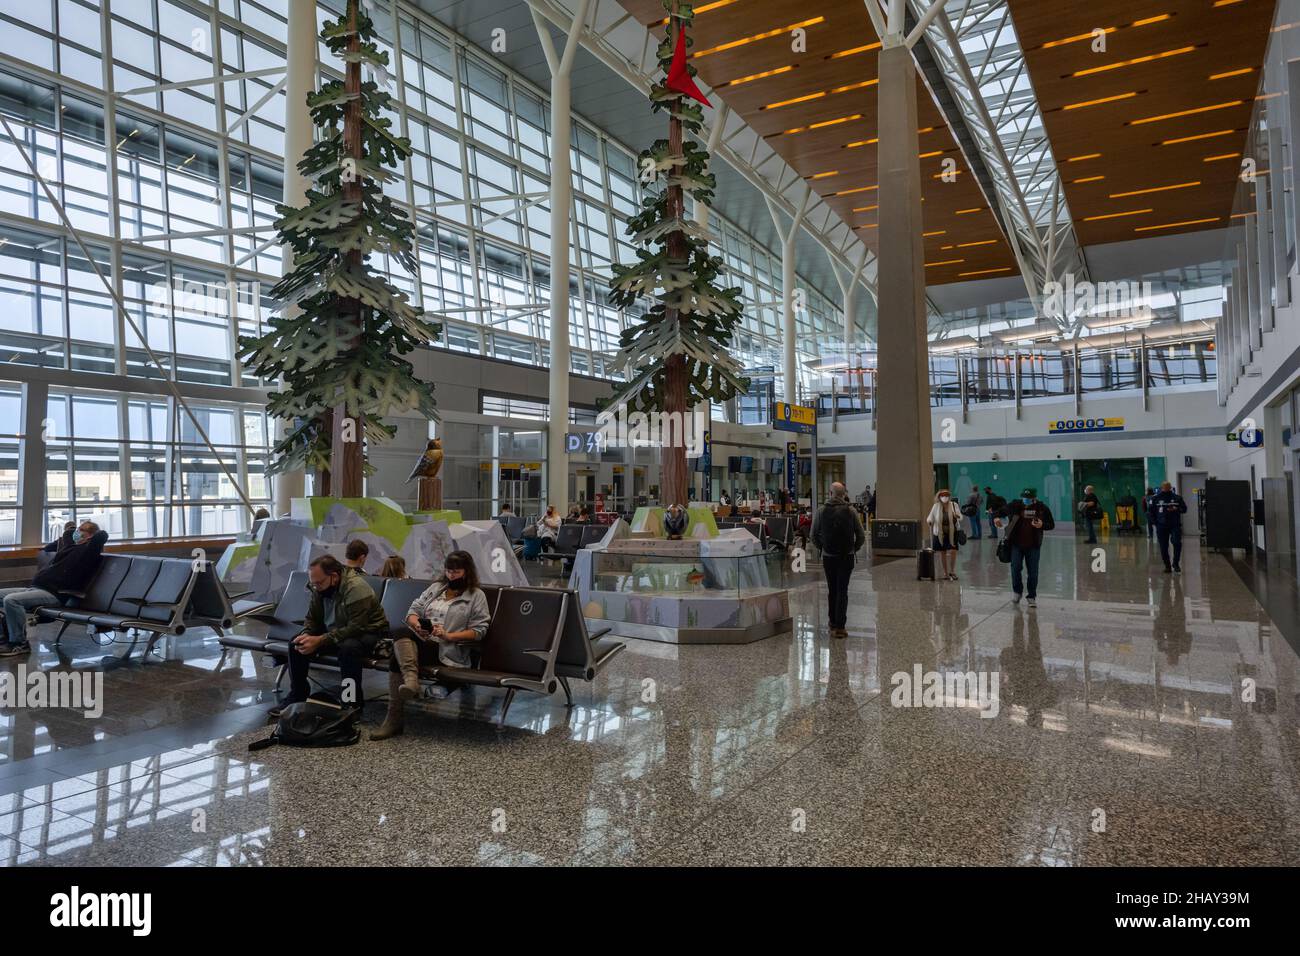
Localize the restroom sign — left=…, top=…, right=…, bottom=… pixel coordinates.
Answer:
left=1049, top=417, right=1124, bottom=434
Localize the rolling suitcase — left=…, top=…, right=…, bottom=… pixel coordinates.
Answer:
left=916, top=548, right=935, bottom=581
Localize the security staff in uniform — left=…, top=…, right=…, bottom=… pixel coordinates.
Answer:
left=1149, top=481, right=1188, bottom=573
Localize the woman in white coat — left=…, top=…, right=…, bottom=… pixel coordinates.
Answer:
left=926, top=488, right=964, bottom=581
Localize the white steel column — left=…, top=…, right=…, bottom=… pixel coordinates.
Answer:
left=273, top=0, right=315, bottom=515
left=18, top=381, right=48, bottom=547
left=766, top=187, right=811, bottom=404
left=831, top=246, right=869, bottom=358
left=532, top=0, right=590, bottom=517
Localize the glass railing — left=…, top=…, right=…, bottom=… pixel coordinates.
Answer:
left=810, top=342, right=1215, bottom=417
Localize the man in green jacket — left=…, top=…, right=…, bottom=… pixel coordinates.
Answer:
left=273, top=554, right=389, bottom=715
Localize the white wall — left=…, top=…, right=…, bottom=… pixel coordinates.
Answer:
left=818, top=385, right=1230, bottom=490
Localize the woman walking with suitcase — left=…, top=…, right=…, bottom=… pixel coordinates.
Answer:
left=925, top=489, right=965, bottom=581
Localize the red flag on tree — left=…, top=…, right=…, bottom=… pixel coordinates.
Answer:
left=665, top=25, right=711, bottom=108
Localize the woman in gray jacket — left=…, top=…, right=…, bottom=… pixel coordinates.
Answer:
left=372, top=550, right=491, bottom=740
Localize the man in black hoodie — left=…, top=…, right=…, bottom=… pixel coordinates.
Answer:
left=0, top=521, right=108, bottom=657
left=812, top=482, right=866, bottom=639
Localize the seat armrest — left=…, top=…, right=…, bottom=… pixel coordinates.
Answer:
left=58, top=590, right=86, bottom=600
left=226, top=589, right=253, bottom=600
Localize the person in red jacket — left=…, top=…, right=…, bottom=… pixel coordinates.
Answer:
left=994, top=488, right=1055, bottom=608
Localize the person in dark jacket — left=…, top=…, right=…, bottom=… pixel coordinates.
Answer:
left=994, top=488, right=1055, bottom=608
left=1141, top=487, right=1156, bottom=540
left=1079, top=485, right=1101, bottom=544
left=1148, top=481, right=1188, bottom=573
left=272, top=554, right=390, bottom=716
left=1, top=521, right=108, bottom=657
left=984, top=487, right=1006, bottom=539
left=42, top=521, right=77, bottom=555
left=812, top=482, right=865, bottom=639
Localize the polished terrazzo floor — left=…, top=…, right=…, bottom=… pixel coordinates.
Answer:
left=2, top=532, right=1298, bottom=866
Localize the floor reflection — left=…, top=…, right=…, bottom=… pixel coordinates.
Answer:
left=2, top=533, right=1297, bottom=866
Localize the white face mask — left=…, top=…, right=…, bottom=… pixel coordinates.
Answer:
left=939, top=496, right=950, bottom=503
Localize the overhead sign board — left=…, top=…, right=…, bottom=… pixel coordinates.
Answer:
left=1049, top=417, right=1124, bottom=434
left=771, top=401, right=817, bottom=434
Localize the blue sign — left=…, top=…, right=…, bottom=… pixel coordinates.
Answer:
left=786, top=442, right=797, bottom=500
left=700, top=430, right=711, bottom=473
left=1049, top=417, right=1124, bottom=434
left=565, top=431, right=602, bottom=453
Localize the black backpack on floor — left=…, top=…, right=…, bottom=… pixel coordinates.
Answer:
left=249, top=690, right=361, bottom=750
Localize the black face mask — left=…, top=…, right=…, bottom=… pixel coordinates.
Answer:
left=310, top=580, right=339, bottom=598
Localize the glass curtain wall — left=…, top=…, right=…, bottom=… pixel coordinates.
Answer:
left=0, top=0, right=851, bottom=542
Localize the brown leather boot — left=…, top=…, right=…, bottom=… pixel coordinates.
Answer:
left=393, top=637, right=420, bottom=700
left=370, top=671, right=405, bottom=740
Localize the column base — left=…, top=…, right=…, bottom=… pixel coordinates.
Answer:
left=871, top=518, right=922, bottom=555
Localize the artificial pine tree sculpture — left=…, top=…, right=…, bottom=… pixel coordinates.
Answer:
left=238, top=0, right=439, bottom=497
left=607, top=0, right=747, bottom=508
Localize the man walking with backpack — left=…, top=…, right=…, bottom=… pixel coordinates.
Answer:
left=812, top=482, right=865, bottom=639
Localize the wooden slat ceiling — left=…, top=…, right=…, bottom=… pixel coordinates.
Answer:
left=614, top=0, right=1019, bottom=286
left=1007, top=0, right=1275, bottom=246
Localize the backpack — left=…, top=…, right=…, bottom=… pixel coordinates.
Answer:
left=249, top=690, right=361, bottom=750
left=818, top=503, right=861, bottom=557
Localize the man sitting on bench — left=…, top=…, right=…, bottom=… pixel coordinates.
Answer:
left=1, top=520, right=108, bottom=658
left=344, top=539, right=369, bottom=573
left=270, top=555, right=388, bottom=716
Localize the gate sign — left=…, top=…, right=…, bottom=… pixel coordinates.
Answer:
left=1049, top=417, right=1124, bottom=434
left=772, top=401, right=817, bottom=434
left=1227, top=429, right=1264, bottom=448
left=702, top=429, right=712, bottom=496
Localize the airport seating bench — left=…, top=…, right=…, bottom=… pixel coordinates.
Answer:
left=218, top=575, right=622, bottom=725
left=31, top=553, right=238, bottom=660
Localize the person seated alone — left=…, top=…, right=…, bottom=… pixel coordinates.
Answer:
left=372, top=550, right=491, bottom=739
left=498, top=503, right=513, bottom=516
left=270, top=555, right=389, bottom=716
left=1, top=520, right=108, bottom=658
left=344, top=538, right=369, bottom=572
left=378, top=555, right=408, bottom=580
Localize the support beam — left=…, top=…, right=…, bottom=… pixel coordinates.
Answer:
left=273, top=0, right=315, bottom=514
left=831, top=246, right=869, bottom=358
left=871, top=41, right=933, bottom=554
left=766, top=187, right=810, bottom=403
left=532, top=0, right=591, bottom=518
left=18, top=380, right=48, bottom=547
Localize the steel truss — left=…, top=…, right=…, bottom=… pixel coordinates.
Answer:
left=904, top=0, right=1089, bottom=328
left=526, top=0, right=949, bottom=346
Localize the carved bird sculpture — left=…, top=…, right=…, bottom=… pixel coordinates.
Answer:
left=406, top=438, right=444, bottom=482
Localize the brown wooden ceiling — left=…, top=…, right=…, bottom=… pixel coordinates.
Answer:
left=614, top=0, right=1275, bottom=285
left=614, top=0, right=1018, bottom=286
left=1007, top=0, right=1275, bottom=246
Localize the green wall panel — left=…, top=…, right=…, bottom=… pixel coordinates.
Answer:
left=944, top=459, right=1075, bottom=520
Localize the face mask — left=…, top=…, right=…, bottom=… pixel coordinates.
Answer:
left=71, top=530, right=84, bottom=544
left=1022, top=497, right=1033, bottom=506
left=939, top=496, right=949, bottom=503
